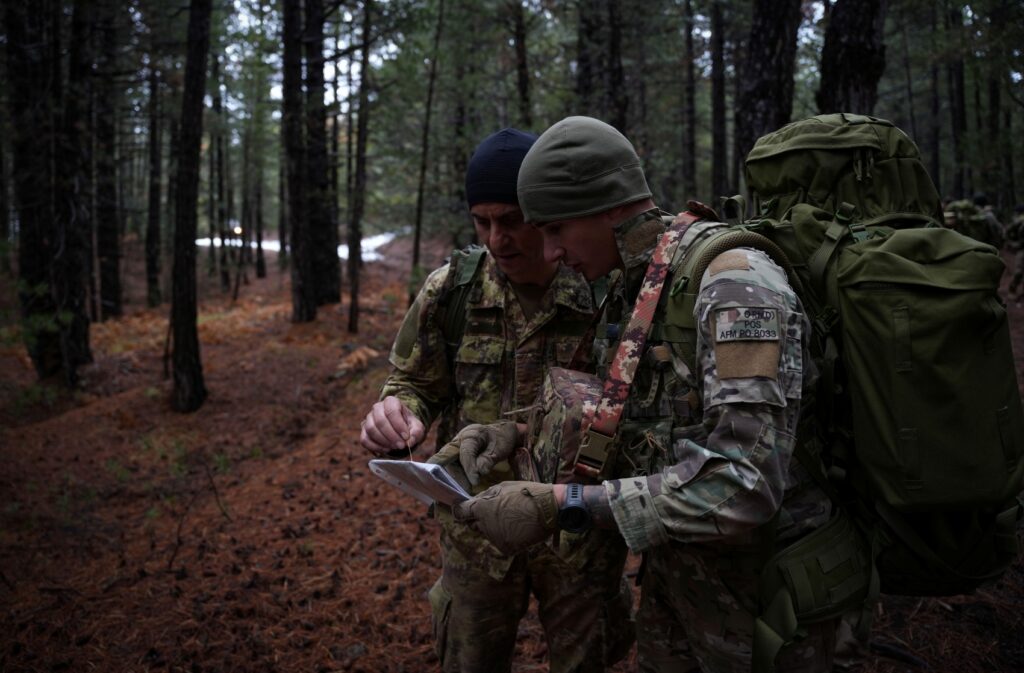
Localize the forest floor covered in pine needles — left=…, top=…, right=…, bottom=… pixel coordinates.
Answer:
left=1, top=236, right=1023, bottom=673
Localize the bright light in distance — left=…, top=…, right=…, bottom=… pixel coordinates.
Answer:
left=196, top=232, right=397, bottom=262
left=233, top=226, right=243, bottom=235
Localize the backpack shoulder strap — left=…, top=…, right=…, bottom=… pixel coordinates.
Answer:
left=576, top=212, right=699, bottom=480
left=437, top=246, right=487, bottom=352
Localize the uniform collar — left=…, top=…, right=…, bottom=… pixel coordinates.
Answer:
left=470, top=253, right=593, bottom=315
left=612, top=207, right=666, bottom=272
left=547, top=263, right=595, bottom=314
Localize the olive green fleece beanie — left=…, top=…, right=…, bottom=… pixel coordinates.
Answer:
left=516, top=116, right=652, bottom=224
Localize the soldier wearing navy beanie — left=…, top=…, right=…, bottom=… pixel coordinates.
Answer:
left=465, top=128, right=537, bottom=208
left=361, top=129, right=634, bottom=673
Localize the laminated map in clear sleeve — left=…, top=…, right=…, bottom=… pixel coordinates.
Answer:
left=368, top=459, right=471, bottom=506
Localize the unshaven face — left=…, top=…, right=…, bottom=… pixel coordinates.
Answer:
left=471, top=202, right=558, bottom=286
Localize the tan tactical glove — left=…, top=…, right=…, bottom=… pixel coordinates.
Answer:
left=448, top=421, right=521, bottom=486
left=426, top=440, right=472, bottom=495
left=452, top=481, right=557, bottom=555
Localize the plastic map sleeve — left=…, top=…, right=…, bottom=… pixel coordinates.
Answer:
left=368, top=459, right=471, bottom=506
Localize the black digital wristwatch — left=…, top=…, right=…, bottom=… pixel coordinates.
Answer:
left=557, top=483, right=592, bottom=533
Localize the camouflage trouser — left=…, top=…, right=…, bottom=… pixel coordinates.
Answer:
left=429, top=506, right=634, bottom=673
left=635, top=542, right=839, bottom=673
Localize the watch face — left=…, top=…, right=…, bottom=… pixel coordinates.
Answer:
left=558, top=505, right=591, bottom=533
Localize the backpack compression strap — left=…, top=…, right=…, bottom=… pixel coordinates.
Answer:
left=438, top=246, right=487, bottom=353
left=573, top=209, right=701, bottom=480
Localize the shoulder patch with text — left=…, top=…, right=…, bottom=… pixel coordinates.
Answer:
left=714, top=307, right=780, bottom=342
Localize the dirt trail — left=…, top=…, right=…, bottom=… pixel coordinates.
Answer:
left=0, top=240, right=1022, bottom=672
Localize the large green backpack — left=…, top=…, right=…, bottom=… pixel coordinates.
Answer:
left=659, top=114, right=1023, bottom=670
left=731, top=114, right=1024, bottom=598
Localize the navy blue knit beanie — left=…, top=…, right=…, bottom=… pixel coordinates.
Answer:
left=465, top=128, right=538, bottom=207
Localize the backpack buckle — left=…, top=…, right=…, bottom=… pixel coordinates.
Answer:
left=848, top=223, right=870, bottom=243
left=574, top=427, right=617, bottom=480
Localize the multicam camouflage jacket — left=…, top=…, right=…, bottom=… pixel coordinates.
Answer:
left=382, top=250, right=596, bottom=490
left=594, top=210, right=831, bottom=552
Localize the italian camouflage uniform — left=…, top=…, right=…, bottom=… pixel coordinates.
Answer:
left=381, top=251, right=633, bottom=673
left=592, top=210, right=836, bottom=673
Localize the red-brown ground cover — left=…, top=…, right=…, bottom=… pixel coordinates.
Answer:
left=0, top=239, right=1021, bottom=673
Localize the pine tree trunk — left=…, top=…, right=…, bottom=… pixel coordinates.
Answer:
left=283, top=0, right=317, bottom=322
left=226, top=153, right=239, bottom=264
left=166, top=115, right=179, bottom=258
left=171, top=0, right=212, bottom=412
left=988, top=76, right=1002, bottom=211
left=681, top=0, right=696, bottom=199
left=929, top=5, right=941, bottom=193
left=710, top=0, right=727, bottom=201
left=146, top=65, right=163, bottom=307
left=510, top=0, right=531, bottom=127
left=348, top=0, right=373, bottom=334
left=255, top=178, right=266, bottom=278
left=947, top=6, right=967, bottom=199
left=96, top=3, right=123, bottom=319
left=278, top=144, right=288, bottom=266
left=346, top=27, right=355, bottom=222
left=237, top=123, right=251, bottom=297
left=86, top=81, right=98, bottom=322
left=606, top=0, right=627, bottom=133
left=729, top=29, right=742, bottom=194
left=575, top=0, right=599, bottom=115
left=27, top=0, right=96, bottom=385
left=449, top=45, right=470, bottom=247
left=898, top=7, right=917, bottom=140
left=8, top=0, right=65, bottom=377
left=212, top=54, right=230, bottom=292
left=816, top=0, right=888, bottom=114
left=305, top=0, right=340, bottom=305
left=207, top=106, right=218, bottom=276
left=735, top=0, right=802, bottom=183
left=1005, top=106, right=1016, bottom=210
left=331, top=17, right=343, bottom=285
left=633, top=10, right=650, bottom=175
left=0, top=108, right=9, bottom=275
left=411, top=0, right=444, bottom=305
left=59, top=0, right=94, bottom=379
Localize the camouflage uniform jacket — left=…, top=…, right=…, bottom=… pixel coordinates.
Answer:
left=595, top=210, right=831, bottom=553
left=382, top=250, right=596, bottom=490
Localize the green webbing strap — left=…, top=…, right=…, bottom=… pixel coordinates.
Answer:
left=807, top=220, right=847, bottom=303
left=456, top=246, right=486, bottom=286
left=440, top=247, right=486, bottom=351
left=720, top=194, right=747, bottom=226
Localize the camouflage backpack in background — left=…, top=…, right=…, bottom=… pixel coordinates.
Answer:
left=943, top=199, right=1002, bottom=247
